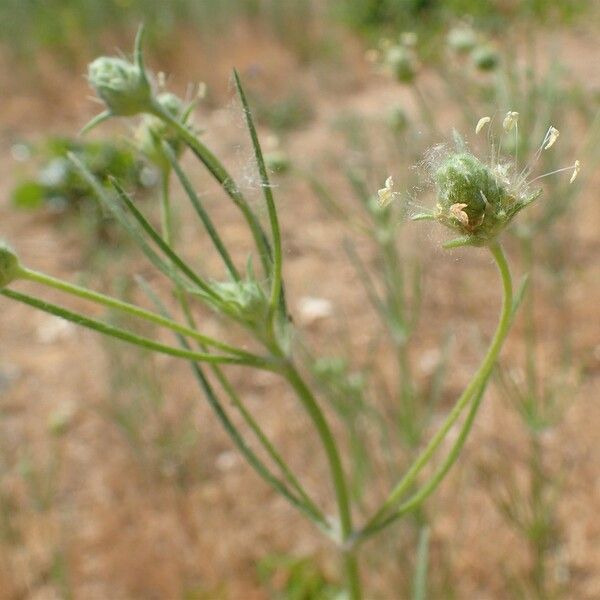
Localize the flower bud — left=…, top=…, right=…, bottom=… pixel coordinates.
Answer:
left=386, top=46, right=417, bottom=84
left=264, top=150, right=291, bottom=175
left=201, top=276, right=270, bottom=332
left=472, top=46, right=499, bottom=72
left=88, top=55, right=154, bottom=117
left=447, top=26, right=477, bottom=54
left=388, top=106, right=409, bottom=133
left=0, top=242, right=21, bottom=288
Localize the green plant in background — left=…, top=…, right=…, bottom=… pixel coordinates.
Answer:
left=307, top=152, right=449, bottom=594
left=368, top=22, right=597, bottom=593
left=11, top=137, right=153, bottom=213
left=10, top=137, right=155, bottom=260
left=0, top=29, right=579, bottom=599
left=258, top=553, right=343, bottom=600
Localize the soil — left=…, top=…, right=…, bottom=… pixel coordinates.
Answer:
left=0, top=21, right=599, bottom=600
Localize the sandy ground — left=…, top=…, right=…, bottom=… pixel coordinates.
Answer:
left=1, top=22, right=599, bottom=600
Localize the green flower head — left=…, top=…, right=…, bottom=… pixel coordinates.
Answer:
left=385, top=45, right=417, bottom=84
left=411, top=119, right=579, bottom=249
left=432, top=150, right=540, bottom=247
left=83, top=27, right=155, bottom=132
left=0, top=242, right=21, bottom=288
left=472, top=46, right=499, bottom=72
left=88, top=55, right=153, bottom=117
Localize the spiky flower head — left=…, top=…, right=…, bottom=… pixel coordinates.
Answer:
left=412, top=117, right=579, bottom=248
left=83, top=27, right=155, bottom=132
left=472, top=46, right=499, bottom=72
left=430, top=149, right=540, bottom=247
left=447, top=26, right=477, bottom=54
left=0, top=242, right=21, bottom=288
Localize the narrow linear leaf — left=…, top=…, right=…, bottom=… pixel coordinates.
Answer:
left=109, top=177, right=219, bottom=299
left=233, top=69, right=284, bottom=312
left=161, top=141, right=240, bottom=280
left=1, top=289, right=264, bottom=368
left=69, top=152, right=192, bottom=290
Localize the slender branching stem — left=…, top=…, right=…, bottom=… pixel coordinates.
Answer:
left=17, top=267, right=263, bottom=362
left=1, top=288, right=273, bottom=370
left=150, top=100, right=273, bottom=277
left=161, top=142, right=240, bottom=281
left=282, top=360, right=362, bottom=599
left=361, top=242, right=513, bottom=535
left=156, top=170, right=326, bottom=528
left=160, top=170, right=174, bottom=245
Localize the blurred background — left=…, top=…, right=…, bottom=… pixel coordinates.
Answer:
left=1, top=1, right=599, bottom=598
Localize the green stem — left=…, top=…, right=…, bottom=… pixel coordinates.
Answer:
left=150, top=101, right=273, bottom=277
left=176, top=330, right=328, bottom=526
left=357, top=381, right=487, bottom=543
left=214, top=365, right=327, bottom=524
left=159, top=170, right=174, bottom=245
left=138, top=274, right=328, bottom=529
left=232, top=70, right=283, bottom=316
left=18, top=267, right=262, bottom=362
left=363, top=242, right=513, bottom=533
left=109, top=178, right=220, bottom=301
left=283, top=362, right=362, bottom=599
left=155, top=175, right=324, bottom=527
left=1, top=288, right=273, bottom=370
left=162, top=142, right=240, bottom=281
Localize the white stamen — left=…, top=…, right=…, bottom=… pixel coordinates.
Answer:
left=503, top=111, right=519, bottom=132
left=544, top=127, right=560, bottom=150
left=475, top=116, right=491, bottom=135
left=377, top=176, right=395, bottom=208
left=570, top=160, right=581, bottom=184
left=529, top=164, right=580, bottom=184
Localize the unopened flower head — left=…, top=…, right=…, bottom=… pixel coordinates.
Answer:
left=472, top=46, right=499, bottom=72
left=86, top=27, right=155, bottom=121
left=88, top=56, right=154, bottom=117
left=0, top=242, right=21, bottom=288
left=447, top=26, right=477, bottom=54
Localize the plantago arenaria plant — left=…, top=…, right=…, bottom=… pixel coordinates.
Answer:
left=0, top=27, right=578, bottom=598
